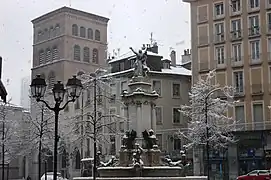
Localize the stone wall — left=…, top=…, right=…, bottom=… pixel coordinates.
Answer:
left=73, top=176, right=207, bottom=180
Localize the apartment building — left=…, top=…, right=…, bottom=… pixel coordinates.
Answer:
left=30, top=6, right=109, bottom=179
left=184, top=0, right=271, bottom=178
left=105, top=44, right=192, bottom=160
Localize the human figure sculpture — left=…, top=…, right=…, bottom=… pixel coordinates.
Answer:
left=142, top=129, right=157, bottom=149
left=122, top=130, right=137, bottom=150
left=129, top=47, right=149, bottom=77
left=132, top=143, right=144, bottom=165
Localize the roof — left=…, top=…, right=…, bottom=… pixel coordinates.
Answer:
left=179, top=61, right=191, bottom=66
left=108, top=50, right=163, bottom=64
left=32, top=6, right=109, bottom=24
left=107, top=66, right=191, bottom=77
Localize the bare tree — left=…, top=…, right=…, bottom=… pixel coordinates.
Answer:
left=22, top=101, right=55, bottom=179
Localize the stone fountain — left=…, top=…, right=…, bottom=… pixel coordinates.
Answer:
left=73, top=46, right=207, bottom=180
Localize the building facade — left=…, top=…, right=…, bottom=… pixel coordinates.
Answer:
left=105, top=44, right=192, bottom=160
left=30, top=6, right=109, bottom=179
left=20, top=76, right=31, bottom=110
left=184, top=0, right=271, bottom=178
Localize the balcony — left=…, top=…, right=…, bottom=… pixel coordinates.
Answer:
left=234, top=121, right=267, bottom=131
left=197, top=36, right=209, bottom=47
left=213, top=13, right=225, bottom=21
left=230, top=7, right=242, bottom=17
left=251, top=84, right=263, bottom=95
left=249, top=54, right=262, bottom=66
left=231, top=57, right=244, bottom=68
left=247, top=5, right=260, bottom=13
left=214, top=33, right=225, bottom=44
left=248, top=26, right=260, bottom=38
left=230, top=30, right=242, bottom=41
left=199, top=62, right=209, bottom=72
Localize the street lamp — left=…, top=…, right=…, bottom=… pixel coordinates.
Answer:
left=30, top=75, right=82, bottom=180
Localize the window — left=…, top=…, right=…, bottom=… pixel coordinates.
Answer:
left=268, top=13, right=271, bottom=31
left=248, top=15, right=260, bottom=36
left=80, top=26, right=86, bottom=38
left=109, top=135, right=116, bottom=155
left=92, top=48, right=99, bottom=63
left=173, top=139, right=181, bottom=150
left=214, top=3, right=224, bottom=16
left=38, top=30, right=42, bottom=41
left=119, top=121, right=124, bottom=133
left=156, top=134, right=162, bottom=149
left=109, top=108, right=116, bottom=133
left=87, top=28, right=93, bottom=39
left=75, top=150, right=81, bottom=169
left=232, top=44, right=242, bottom=62
left=250, top=40, right=260, bottom=60
left=95, top=30, right=101, bottom=41
left=83, top=47, right=90, bottom=62
left=86, top=138, right=90, bottom=157
left=120, top=81, right=128, bottom=93
left=44, top=28, right=48, bottom=39
left=214, top=23, right=224, bottom=42
left=155, top=106, right=162, bottom=125
left=55, top=24, right=60, bottom=36
left=49, top=26, right=54, bottom=38
left=253, top=103, right=263, bottom=130
left=231, top=19, right=241, bottom=32
left=75, top=98, right=80, bottom=110
left=72, top=24, right=78, bottom=36
left=235, top=105, right=245, bottom=130
left=85, top=90, right=91, bottom=106
left=172, top=83, right=180, bottom=97
left=249, top=0, right=259, bottom=8
left=52, top=46, right=58, bottom=60
left=173, top=108, right=180, bottom=123
left=46, top=48, right=51, bottom=63
left=48, top=71, right=55, bottom=89
left=234, top=71, right=244, bottom=93
left=74, top=45, right=81, bottom=61
left=38, top=50, right=45, bottom=65
left=215, top=46, right=225, bottom=64
left=231, top=0, right=241, bottom=12
left=269, top=0, right=271, bottom=5
left=120, top=62, right=125, bottom=71
left=152, top=80, right=161, bottom=96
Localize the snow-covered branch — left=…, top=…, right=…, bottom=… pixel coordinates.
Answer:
left=179, top=70, right=238, bottom=150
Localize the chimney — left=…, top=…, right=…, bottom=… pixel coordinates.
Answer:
left=170, top=50, right=176, bottom=66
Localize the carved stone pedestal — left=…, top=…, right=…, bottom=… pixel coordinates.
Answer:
left=119, top=147, right=132, bottom=167
left=145, top=146, right=161, bottom=166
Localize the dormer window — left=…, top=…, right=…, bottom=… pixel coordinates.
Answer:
left=162, top=59, right=171, bottom=69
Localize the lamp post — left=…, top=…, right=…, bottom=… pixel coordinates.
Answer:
left=30, top=75, right=82, bottom=180
left=204, top=88, right=223, bottom=180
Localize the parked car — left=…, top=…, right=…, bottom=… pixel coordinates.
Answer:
left=237, top=170, right=271, bottom=180
left=40, top=172, right=67, bottom=180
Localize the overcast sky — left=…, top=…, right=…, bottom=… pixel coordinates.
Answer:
left=0, top=0, right=190, bottom=105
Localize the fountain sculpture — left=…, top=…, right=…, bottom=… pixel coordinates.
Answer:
left=74, top=46, right=207, bottom=180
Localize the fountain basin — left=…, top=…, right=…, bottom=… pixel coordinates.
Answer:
left=97, top=166, right=185, bottom=177
left=73, top=176, right=207, bottom=180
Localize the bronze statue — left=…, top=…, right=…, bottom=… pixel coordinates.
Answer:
left=122, top=130, right=137, bottom=150
left=132, top=143, right=144, bottom=165
left=129, top=47, right=149, bottom=77
left=142, top=129, right=157, bottom=149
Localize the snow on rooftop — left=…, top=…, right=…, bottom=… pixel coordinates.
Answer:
left=108, top=49, right=163, bottom=64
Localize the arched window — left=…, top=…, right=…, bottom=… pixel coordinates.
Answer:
left=39, top=50, right=45, bottom=65
left=55, top=24, right=60, bottom=36
left=83, top=47, right=90, bottom=62
left=92, top=48, right=99, bottom=63
left=49, top=26, right=54, bottom=38
left=48, top=71, right=56, bottom=89
left=72, top=24, right=78, bottom=36
left=74, top=45, right=81, bottom=61
left=95, top=30, right=100, bottom=41
left=80, top=26, right=86, bottom=38
left=52, top=46, right=59, bottom=60
left=46, top=48, right=51, bottom=63
left=75, top=150, right=81, bottom=169
left=87, top=28, right=93, bottom=39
